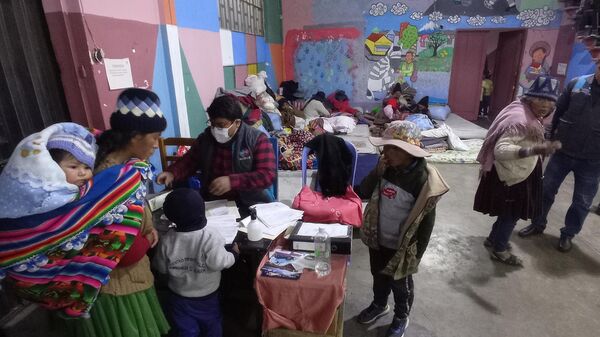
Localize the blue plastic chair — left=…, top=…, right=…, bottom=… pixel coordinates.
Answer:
left=268, top=137, right=279, bottom=199
left=301, top=140, right=358, bottom=190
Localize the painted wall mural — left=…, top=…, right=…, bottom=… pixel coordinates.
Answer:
left=363, top=0, right=561, bottom=102
left=285, top=28, right=361, bottom=98
left=519, top=40, right=551, bottom=93
left=295, top=39, right=356, bottom=99
left=364, top=20, right=455, bottom=102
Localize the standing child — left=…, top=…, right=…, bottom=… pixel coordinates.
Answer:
left=356, top=121, right=449, bottom=337
left=480, top=72, right=494, bottom=118
left=154, top=188, right=239, bottom=337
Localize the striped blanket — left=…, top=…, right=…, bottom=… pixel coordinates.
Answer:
left=0, top=160, right=150, bottom=317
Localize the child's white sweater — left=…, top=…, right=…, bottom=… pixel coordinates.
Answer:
left=153, top=227, right=235, bottom=297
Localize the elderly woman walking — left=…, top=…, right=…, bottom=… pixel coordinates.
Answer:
left=474, top=76, right=561, bottom=266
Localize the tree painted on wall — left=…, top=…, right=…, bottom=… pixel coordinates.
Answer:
left=399, top=23, right=418, bottom=49
left=427, top=31, right=448, bottom=57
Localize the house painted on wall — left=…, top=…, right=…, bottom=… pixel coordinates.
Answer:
left=365, top=33, right=393, bottom=56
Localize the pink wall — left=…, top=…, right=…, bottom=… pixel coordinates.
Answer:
left=42, top=0, right=161, bottom=25
left=282, top=0, right=314, bottom=40
left=43, top=11, right=158, bottom=128
left=178, top=27, right=225, bottom=109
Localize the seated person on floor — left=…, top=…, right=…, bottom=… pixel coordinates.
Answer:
left=327, top=90, right=360, bottom=117
left=303, top=91, right=331, bottom=119
left=375, top=84, right=412, bottom=124
left=157, top=95, right=277, bottom=217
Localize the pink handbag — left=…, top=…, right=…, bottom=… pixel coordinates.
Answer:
left=292, top=185, right=363, bottom=227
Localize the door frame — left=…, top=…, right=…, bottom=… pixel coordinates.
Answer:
left=489, top=29, right=527, bottom=120
left=448, top=30, right=488, bottom=121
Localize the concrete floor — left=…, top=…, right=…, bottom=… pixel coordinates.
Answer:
left=279, top=164, right=600, bottom=337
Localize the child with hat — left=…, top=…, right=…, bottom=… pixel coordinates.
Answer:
left=154, top=188, right=239, bottom=337
left=0, top=122, right=96, bottom=219
left=356, top=121, right=449, bottom=337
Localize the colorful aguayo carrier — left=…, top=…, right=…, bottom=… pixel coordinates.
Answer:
left=0, top=160, right=151, bottom=317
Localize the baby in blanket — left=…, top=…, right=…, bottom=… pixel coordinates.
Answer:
left=0, top=122, right=97, bottom=219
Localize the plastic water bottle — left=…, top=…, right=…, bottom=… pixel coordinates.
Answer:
left=314, top=228, right=331, bottom=277
left=247, top=208, right=262, bottom=241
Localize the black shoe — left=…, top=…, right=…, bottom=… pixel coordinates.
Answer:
left=356, top=303, right=390, bottom=324
left=518, top=224, right=544, bottom=238
left=557, top=236, right=573, bottom=252
left=483, top=238, right=512, bottom=251
left=385, top=316, right=409, bottom=337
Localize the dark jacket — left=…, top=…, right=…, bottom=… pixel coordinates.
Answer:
left=305, top=134, right=352, bottom=197
left=195, top=123, right=275, bottom=210
left=359, top=160, right=449, bottom=280
left=551, top=74, right=600, bottom=160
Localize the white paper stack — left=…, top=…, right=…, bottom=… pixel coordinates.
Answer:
left=205, top=199, right=240, bottom=218
left=297, top=222, right=350, bottom=238
left=238, top=216, right=296, bottom=240
left=204, top=200, right=240, bottom=244
left=206, top=215, right=239, bottom=244
left=251, top=202, right=303, bottom=228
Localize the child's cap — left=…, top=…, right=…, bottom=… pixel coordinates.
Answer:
left=47, top=125, right=97, bottom=169
left=163, top=188, right=207, bottom=232
left=369, top=121, right=430, bottom=158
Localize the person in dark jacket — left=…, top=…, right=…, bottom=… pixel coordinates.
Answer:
left=356, top=121, right=449, bottom=337
left=157, top=95, right=276, bottom=217
left=519, top=62, right=600, bottom=252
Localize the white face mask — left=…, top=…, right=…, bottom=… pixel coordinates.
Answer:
left=211, top=123, right=236, bottom=143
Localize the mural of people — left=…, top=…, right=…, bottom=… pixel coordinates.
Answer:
left=519, top=41, right=551, bottom=92
left=367, top=47, right=395, bottom=100
left=397, top=50, right=418, bottom=86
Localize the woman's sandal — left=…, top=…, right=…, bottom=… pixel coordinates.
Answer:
left=483, top=239, right=512, bottom=251
left=490, top=250, right=523, bottom=266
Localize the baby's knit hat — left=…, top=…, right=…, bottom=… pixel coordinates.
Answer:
left=47, top=128, right=97, bottom=169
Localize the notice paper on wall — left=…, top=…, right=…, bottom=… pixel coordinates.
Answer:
left=105, top=58, right=134, bottom=90
left=557, top=63, right=567, bottom=76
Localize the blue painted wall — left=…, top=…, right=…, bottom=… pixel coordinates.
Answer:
left=175, top=0, right=220, bottom=32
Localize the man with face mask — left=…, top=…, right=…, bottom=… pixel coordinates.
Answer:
left=157, top=95, right=276, bottom=216
left=519, top=62, right=600, bottom=252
